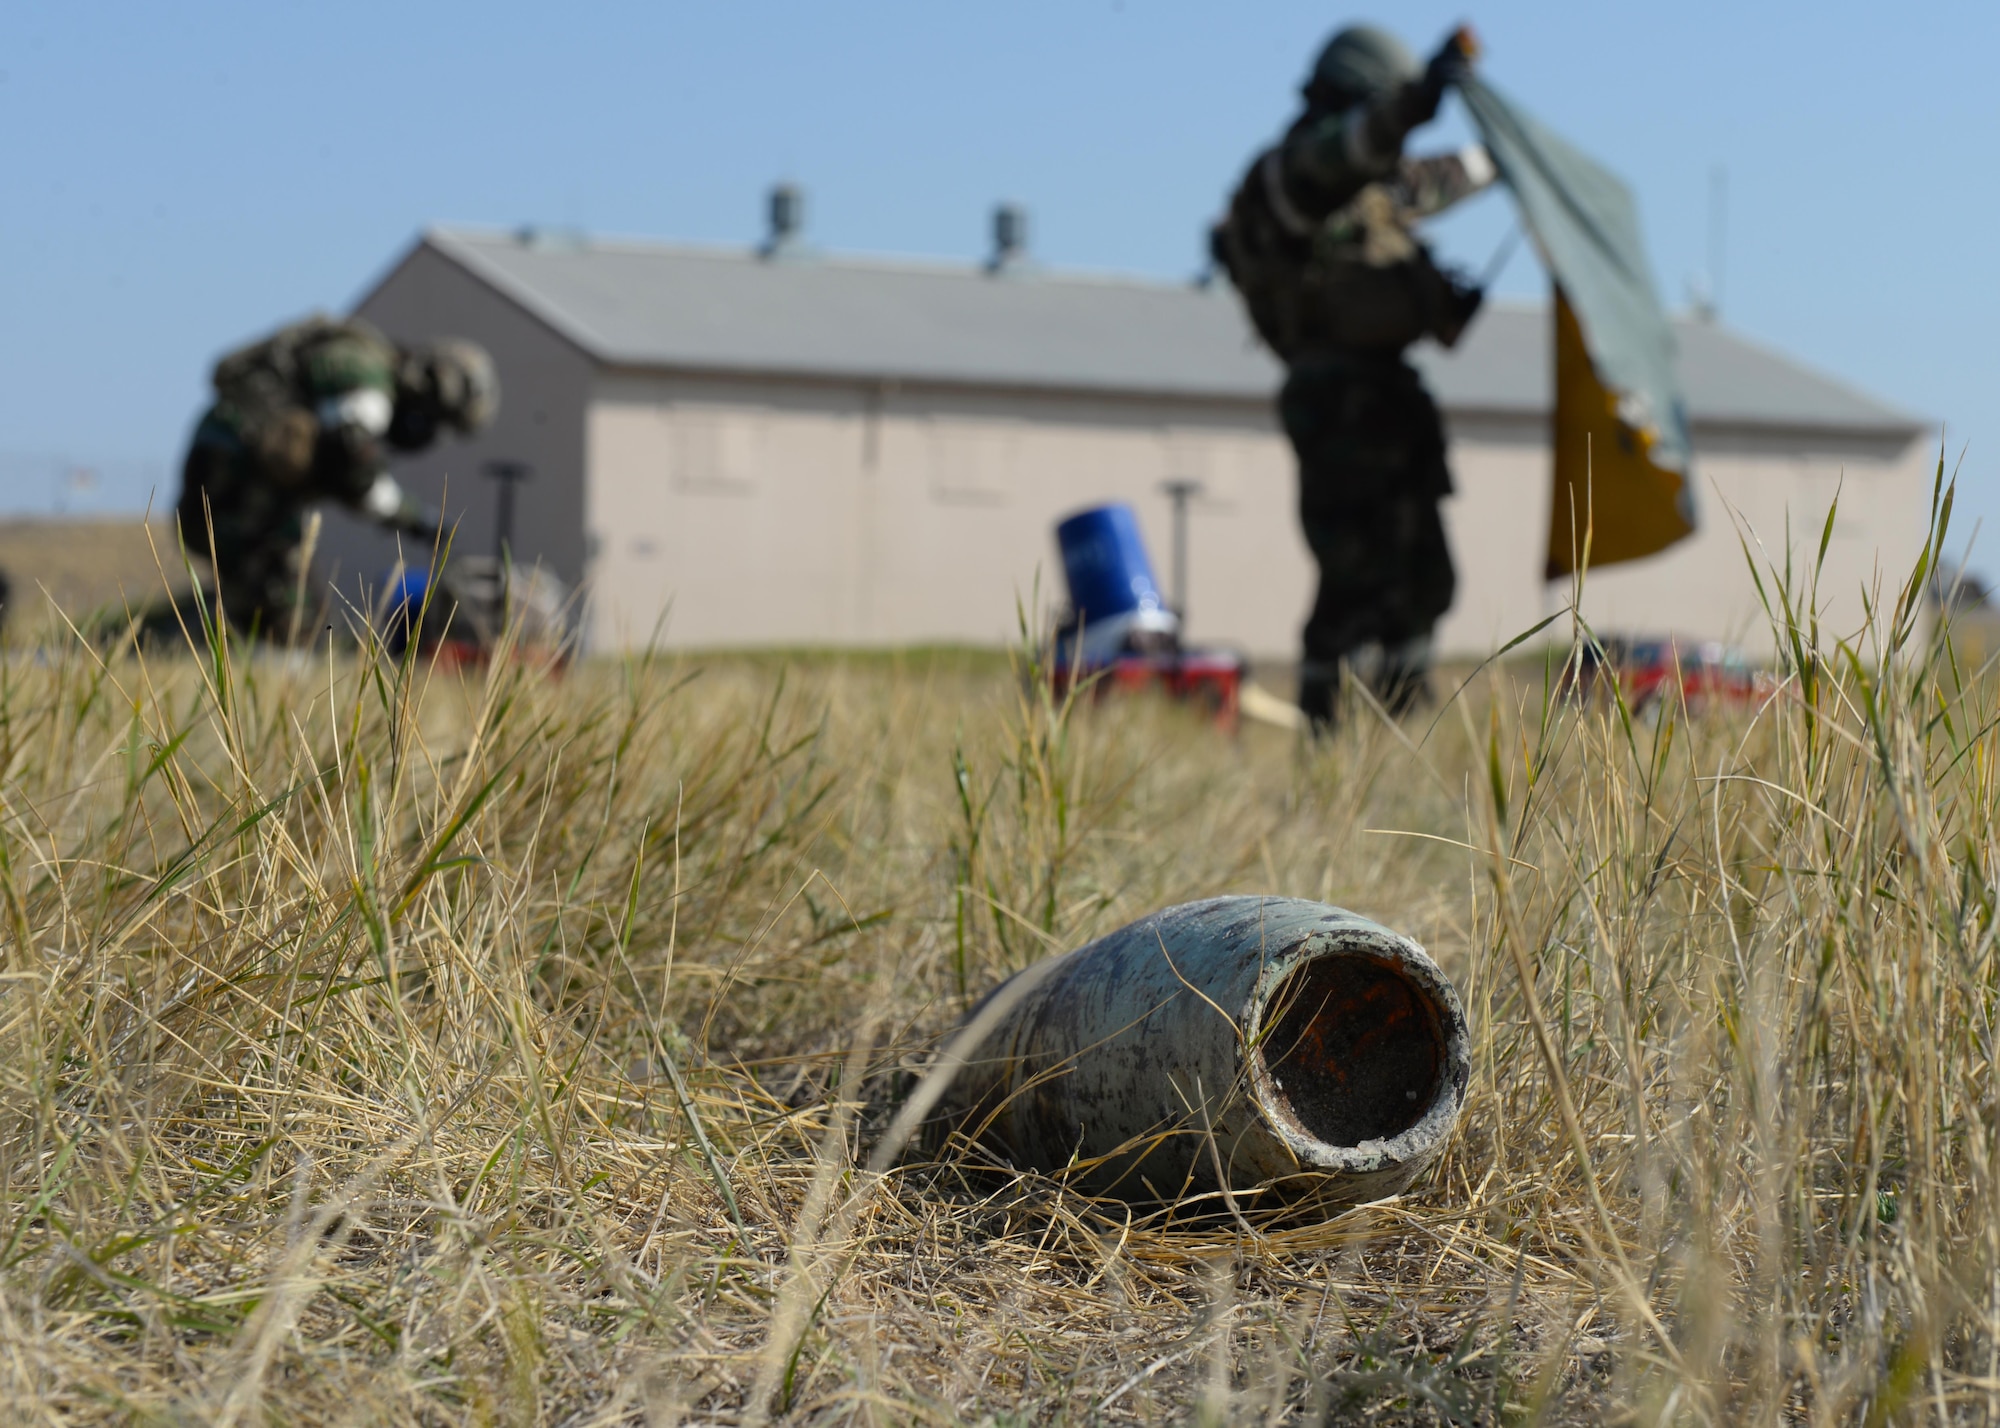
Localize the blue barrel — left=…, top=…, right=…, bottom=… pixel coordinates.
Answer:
left=1056, top=503, right=1167, bottom=623
left=380, top=566, right=432, bottom=655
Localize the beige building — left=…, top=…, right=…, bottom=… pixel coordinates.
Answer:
left=331, top=222, right=1931, bottom=659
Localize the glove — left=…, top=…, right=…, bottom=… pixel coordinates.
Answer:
left=361, top=472, right=442, bottom=543
left=1415, top=25, right=1479, bottom=121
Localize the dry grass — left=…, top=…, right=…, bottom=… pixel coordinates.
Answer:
left=2, top=477, right=1999, bottom=1423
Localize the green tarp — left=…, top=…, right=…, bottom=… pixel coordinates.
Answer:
left=1458, top=76, right=1698, bottom=576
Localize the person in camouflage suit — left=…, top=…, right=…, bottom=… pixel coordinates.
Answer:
left=1213, top=24, right=1491, bottom=726
left=173, top=315, right=497, bottom=636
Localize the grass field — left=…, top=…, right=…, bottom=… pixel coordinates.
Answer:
left=3, top=482, right=1998, bottom=1424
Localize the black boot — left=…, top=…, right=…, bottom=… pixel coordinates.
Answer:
left=1297, top=660, right=1340, bottom=734
left=1372, top=637, right=1435, bottom=717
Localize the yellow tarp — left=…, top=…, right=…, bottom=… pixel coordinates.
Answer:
left=1546, top=287, right=1696, bottom=579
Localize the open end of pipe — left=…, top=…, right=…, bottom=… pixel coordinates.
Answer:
left=1257, top=954, right=1445, bottom=1148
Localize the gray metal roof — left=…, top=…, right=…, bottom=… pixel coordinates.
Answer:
left=417, top=227, right=1921, bottom=435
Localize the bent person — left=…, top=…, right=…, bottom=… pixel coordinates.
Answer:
left=173, top=315, right=496, bottom=636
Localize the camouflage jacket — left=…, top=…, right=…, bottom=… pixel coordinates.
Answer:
left=202, top=315, right=402, bottom=508
left=1214, top=89, right=1494, bottom=362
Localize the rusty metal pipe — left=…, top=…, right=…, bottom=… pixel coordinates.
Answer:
left=932, top=896, right=1470, bottom=1208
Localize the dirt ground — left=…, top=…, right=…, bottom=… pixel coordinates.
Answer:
left=0, top=516, right=185, bottom=632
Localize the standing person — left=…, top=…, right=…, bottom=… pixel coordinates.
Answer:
left=172, top=315, right=497, bottom=637
left=1212, top=24, right=1490, bottom=727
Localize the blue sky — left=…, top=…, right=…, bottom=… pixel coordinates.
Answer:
left=4, top=2, right=1997, bottom=565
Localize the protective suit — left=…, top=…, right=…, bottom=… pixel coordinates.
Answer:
left=1213, top=24, right=1488, bottom=724
left=174, top=315, right=496, bottom=635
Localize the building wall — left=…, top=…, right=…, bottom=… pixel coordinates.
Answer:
left=318, top=243, right=595, bottom=607
left=584, top=372, right=1934, bottom=660
left=580, top=368, right=1936, bottom=656
left=584, top=373, right=1310, bottom=654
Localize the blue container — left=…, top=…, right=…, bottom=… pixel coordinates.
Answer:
left=380, top=566, right=432, bottom=655
left=1056, top=503, right=1167, bottom=623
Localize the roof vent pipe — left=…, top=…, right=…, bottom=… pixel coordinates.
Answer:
left=763, top=183, right=805, bottom=258
left=987, top=202, right=1028, bottom=274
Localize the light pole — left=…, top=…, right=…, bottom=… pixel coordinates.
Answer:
left=483, top=461, right=531, bottom=563
left=1159, top=479, right=1204, bottom=628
